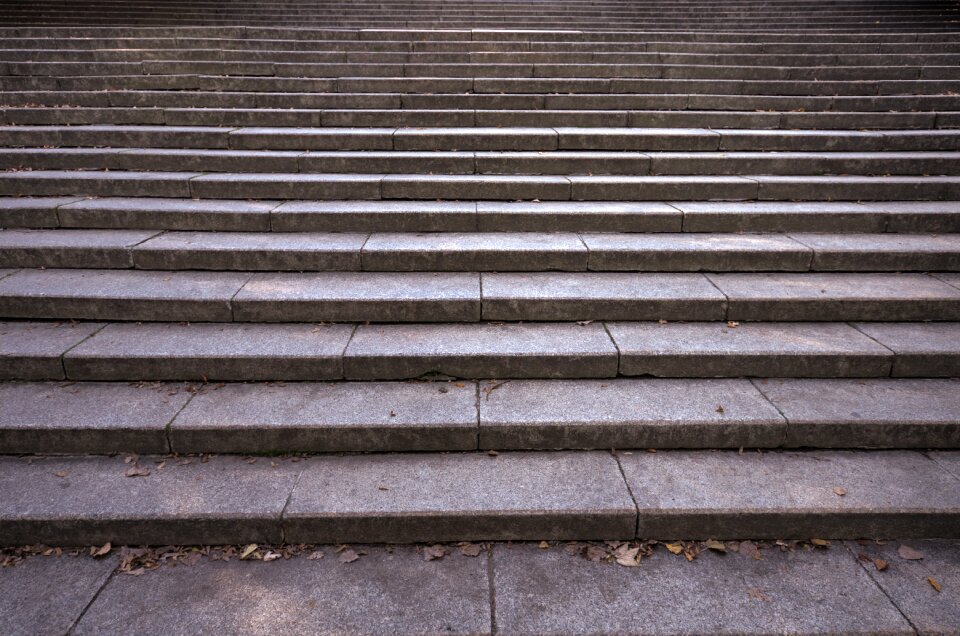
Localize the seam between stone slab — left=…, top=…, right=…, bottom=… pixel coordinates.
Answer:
left=64, top=564, right=118, bottom=636
left=843, top=541, right=922, bottom=634
left=701, top=273, right=732, bottom=321
left=164, top=386, right=199, bottom=455
left=228, top=272, right=257, bottom=322
left=292, top=150, right=311, bottom=174
left=846, top=321, right=899, bottom=378
left=573, top=232, right=591, bottom=270
left=701, top=128, right=723, bottom=151
left=600, top=321, right=624, bottom=374
left=51, top=196, right=87, bottom=227
left=663, top=201, right=689, bottom=231
left=474, top=370, right=482, bottom=450
left=746, top=378, right=791, bottom=447
left=358, top=233, right=374, bottom=271
left=932, top=273, right=960, bottom=292
left=0, top=268, right=20, bottom=282
left=278, top=465, right=307, bottom=545
left=611, top=450, right=641, bottom=538
left=486, top=546, right=498, bottom=636
left=781, top=233, right=819, bottom=271
left=740, top=175, right=762, bottom=200
left=128, top=229, right=166, bottom=250
left=929, top=452, right=960, bottom=482
left=339, top=324, right=359, bottom=379
left=59, top=322, right=108, bottom=380
left=265, top=200, right=285, bottom=232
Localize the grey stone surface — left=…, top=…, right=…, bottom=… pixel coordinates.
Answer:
left=869, top=201, right=960, bottom=233
left=0, top=228, right=157, bottom=269
left=493, top=542, right=913, bottom=635
left=58, top=197, right=276, bottom=231
left=233, top=272, right=480, bottom=322
left=285, top=451, right=636, bottom=542
left=362, top=232, right=587, bottom=271
left=0, top=268, right=248, bottom=321
left=931, top=452, right=960, bottom=482
left=621, top=450, right=960, bottom=539
left=793, top=233, right=960, bottom=272
left=675, top=201, right=888, bottom=233
left=555, top=127, right=720, bottom=151
left=393, top=127, right=557, bottom=151
left=63, top=322, right=353, bottom=381
left=568, top=175, right=757, bottom=201
left=757, top=378, right=960, bottom=448
left=380, top=174, right=570, bottom=200
left=133, top=231, right=367, bottom=271
left=476, top=201, right=680, bottom=232
left=854, top=322, right=960, bottom=377
left=229, top=127, right=394, bottom=150
left=479, top=378, right=784, bottom=450
left=0, top=381, right=189, bottom=454
left=190, top=173, right=383, bottom=200
left=708, top=273, right=960, bottom=321
left=72, top=546, right=490, bottom=636
left=0, top=554, right=118, bottom=636
left=0, top=196, right=83, bottom=228
left=170, top=381, right=478, bottom=453
left=935, top=273, right=960, bottom=291
left=272, top=200, right=477, bottom=232
left=582, top=233, right=811, bottom=272
left=849, top=539, right=960, bottom=636
left=608, top=321, right=892, bottom=378
left=0, top=321, right=103, bottom=380
left=0, top=170, right=197, bottom=198
left=344, top=322, right=618, bottom=379
left=0, top=454, right=301, bottom=545
left=481, top=272, right=726, bottom=321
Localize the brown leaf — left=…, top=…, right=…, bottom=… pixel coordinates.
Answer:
left=614, top=545, right=641, bottom=567
left=898, top=545, right=924, bottom=560
left=54, top=470, right=69, bottom=479
left=748, top=587, right=770, bottom=602
left=458, top=543, right=482, bottom=557
left=338, top=549, right=360, bottom=563
left=705, top=540, right=726, bottom=553
left=240, top=544, right=258, bottom=560
left=664, top=542, right=684, bottom=555
left=833, top=487, right=847, bottom=497
left=928, top=577, right=942, bottom=592
left=423, top=544, right=448, bottom=561
left=874, top=558, right=889, bottom=572
left=262, top=551, right=282, bottom=562
left=92, top=542, right=111, bottom=557
left=727, top=321, right=739, bottom=328
left=538, top=541, right=550, bottom=549
left=307, top=550, right=325, bottom=561
left=585, top=545, right=608, bottom=562
left=810, top=539, right=830, bottom=547
left=125, top=465, right=150, bottom=478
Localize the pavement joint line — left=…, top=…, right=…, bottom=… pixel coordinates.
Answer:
left=228, top=271, right=256, bottom=322
left=164, top=386, right=198, bottom=455
left=700, top=272, right=732, bottom=320
left=277, top=462, right=307, bottom=545
left=357, top=232, right=373, bottom=271
left=486, top=545, right=498, bottom=635
left=845, top=540, right=923, bottom=635
left=600, top=320, right=623, bottom=374
left=746, top=377, right=792, bottom=446
left=338, top=323, right=359, bottom=379
left=59, top=321, right=108, bottom=381
left=611, top=450, right=642, bottom=537
left=846, top=321, right=901, bottom=378
left=929, top=453, right=960, bottom=482
left=474, top=380, right=481, bottom=450
left=127, top=229, right=165, bottom=249
left=64, top=563, right=117, bottom=636
left=780, top=233, right=819, bottom=270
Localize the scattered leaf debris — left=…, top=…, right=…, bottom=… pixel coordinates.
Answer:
left=898, top=545, right=925, bottom=560
left=928, top=577, right=942, bottom=592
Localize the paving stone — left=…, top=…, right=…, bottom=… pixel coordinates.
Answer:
left=476, top=201, right=680, bottom=232
left=190, top=173, right=383, bottom=200
left=63, top=322, right=353, bottom=381
left=393, top=127, right=557, bottom=151
left=362, top=232, right=586, bottom=271
left=569, top=175, right=757, bottom=201
left=854, top=322, right=960, bottom=377
left=481, top=272, right=725, bottom=321
left=0, top=268, right=247, bottom=321
left=555, top=127, right=720, bottom=151
left=284, top=451, right=635, bottom=542
left=344, top=323, right=618, bottom=379
left=793, top=233, right=960, bottom=271
left=479, top=378, right=784, bottom=450
left=57, top=197, right=276, bottom=231
left=301, top=150, right=473, bottom=174
left=117, top=148, right=303, bottom=172
left=0, top=320, right=103, bottom=380
left=493, top=542, right=913, bottom=635
left=72, top=545, right=490, bottom=636
left=708, top=273, right=960, bottom=321
left=754, top=175, right=960, bottom=201
left=0, top=229, right=157, bottom=268
left=620, top=450, right=960, bottom=539
left=133, top=231, right=367, bottom=271
left=229, top=127, right=395, bottom=150
left=582, top=233, right=811, bottom=272
left=607, top=322, right=892, bottom=378
left=170, top=381, right=477, bottom=453
left=0, top=170, right=197, bottom=198
left=0, top=381, right=189, bottom=454
left=0, top=454, right=300, bottom=545
left=674, top=201, right=888, bottom=233
left=272, top=200, right=477, bottom=232
left=868, top=201, right=960, bottom=233
left=931, top=452, right=960, bottom=482
left=0, top=554, right=118, bottom=636
left=756, top=378, right=960, bottom=448
left=474, top=150, right=649, bottom=175
left=0, top=196, right=83, bottom=228
left=849, top=539, right=960, bottom=636
left=233, top=272, right=480, bottom=322
left=380, top=174, right=570, bottom=200
left=934, top=272, right=960, bottom=291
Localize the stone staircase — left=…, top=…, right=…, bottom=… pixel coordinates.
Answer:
left=1, top=5, right=960, bottom=548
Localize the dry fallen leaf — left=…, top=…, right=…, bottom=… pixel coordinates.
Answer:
left=262, top=551, right=282, bottom=562
left=811, top=539, right=830, bottom=547
left=614, top=545, right=641, bottom=567
left=54, top=470, right=69, bottom=479
left=705, top=540, right=726, bottom=553
left=898, top=545, right=924, bottom=560
left=240, top=544, right=258, bottom=560
left=307, top=550, right=325, bottom=560
left=664, top=542, right=684, bottom=555
left=538, top=541, right=550, bottom=549
left=585, top=545, right=608, bottom=562
left=833, top=487, right=847, bottom=497
left=92, top=542, right=111, bottom=557
left=748, top=587, right=770, bottom=602
left=727, top=321, right=739, bottom=328
left=423, top=544, right=448, bottom=561
left=928, top=577, right=942, bottom=592
left=125, top=465, right=150, bottom=478
left=458, top=543, right=482, bottom=557
left=874, top=558, right=889, bottom=571
left=338, top=549, right=360, bottom=563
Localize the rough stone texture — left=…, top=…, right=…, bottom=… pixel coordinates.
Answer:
left=608, top=321, right=892, bottom=378
left=0, top=268, right=248, bottom=321
left=675, top=201, right=888, bottom=233
left=793, top=233, right=960, bottom=271
left=0, top=196, right=83, bottom=228
left=0, top=320, right=103, bottom=380
left=362, top=232, right=587, bottom=271
left=757, top=378, right=960, bottom=448
left=568, top=175, right=757, bottom=201
left=0, top=381, right=189, bottom=454
left=479, top=378, right=785, bottom=450
left=621, top=450, right=960, bottom=539
left=935, top=272, right=960, bottom=291
left=233, top=272, right=480, bottom=322
left=854, top=322, right=960, bottom=377
left=481, top=272, right=726, bottom=321
left=343, top=322, right=619, bottom=379
left=380, top=174, right=570, bottom=200
left=63, top=322, right=354, bottom=381
left=581, top=233, right=811, bottom=272
left=0, top=228, right=158, bottom=269
left=170, top=381, right=478, bottom=453
left=58, top=197, right=276, bottom=231
left=476, top=201, right=680, bottom=232
left=190, top=173, right=383, bottom=200
left=394, top=127, right=556, bottom=151
left=493, top=542, right=913, bottom=635
left=285, top=451, right=636, bottom=542
left=133, top=231, right=367, bottom=271
left=708, top=273, right=960, bottom=321
left=72, top=546, right=490, bottom=636
left=849, top=539, right=960, bottom=635
left=0, top=455, right=301, bottom=545
left=271, top=200, right=477, bottom=232
left=870, top=201, right=960, bottom=233
left=0, top=554, right=118, bottom=636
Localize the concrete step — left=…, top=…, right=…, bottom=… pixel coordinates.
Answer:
left=2, top=320, right=958, bottom=381
left=1, top=230, right=959, bottom=272
left=4, top=198, right=958, bottom=233
left=0, top=450, right=958, bottom=544
left=3, top=170, right=960, bottom=201
left=2, top=378, right=958, bottom=454
left=1, top=270, right=958, bottom=322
